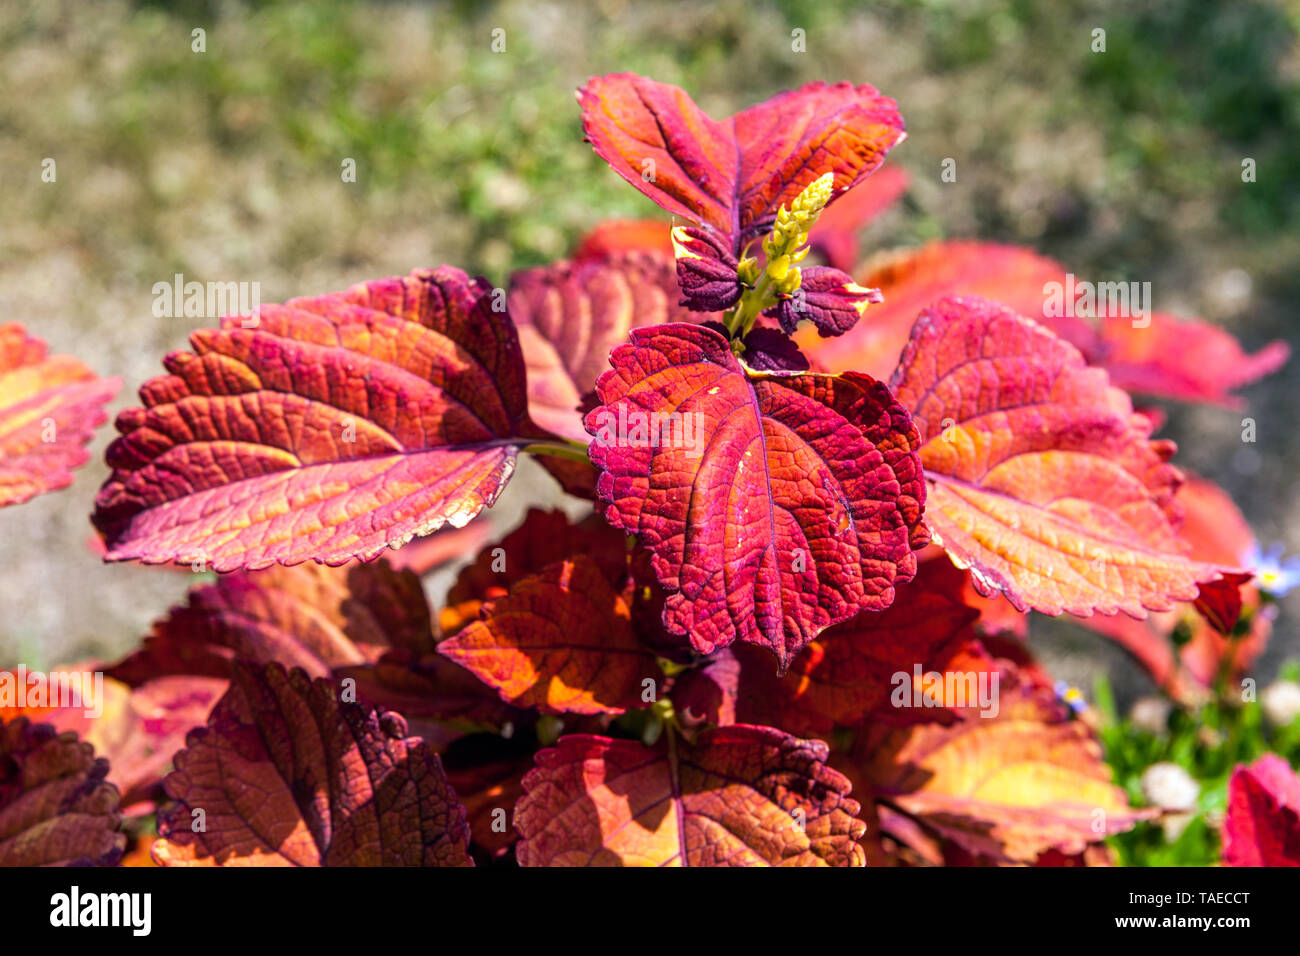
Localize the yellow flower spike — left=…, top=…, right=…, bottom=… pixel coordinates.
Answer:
left=728, top=171, right=839, bottom=338
left=791, top=171, right=836, bottom=219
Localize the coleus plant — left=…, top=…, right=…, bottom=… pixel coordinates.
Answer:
left=0, top=74, right=1293, bottom=867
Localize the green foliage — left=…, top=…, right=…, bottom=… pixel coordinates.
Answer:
left=1098, top=662, right=1300, bottom=865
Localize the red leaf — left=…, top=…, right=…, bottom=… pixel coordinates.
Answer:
left=574, top=220, right=674, bottom=261
left=1193, top=572, right=1251, bottom=636
left=439, top=557, right=659, bottom=715
left=586, top=322, right=927, bottom=669
left=0, top=323, right=119, bottom=508
left=509, top=251, right=713, bottom=443
left=516, top=726, right=867, bottom=866
left=888, top=295, right=1226, bottom=618
left=578, top=74, right=904, bottom=252
left=1097, top=311, right=1288, bottom=409
left=153, top=662, right=472, bottom=866
left=799, top=242, right=1076, bottom=380
left=93, top=267, right=531, bottom=571
left=0, top=717, right=124, bottom=866
left=799, top=241, right=1287, bottom=407
left=108, top=558, right=435, bottom=686
left=1223, top=755, right=1300, bottom=867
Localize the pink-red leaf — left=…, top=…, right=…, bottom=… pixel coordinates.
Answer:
left=93, top=267, right=530, bottom=571
left=586, top=322, right=927, bottom=669
left=888, top=295, right=1226, bottom=618
left=438, top=557, right=659, bottom=715
left=516, top=726, right=867, bottom=866
left=0, top=717, right=124, bottom=866
left=0, top=323, right=119, bottom=508
left=1222, top=755, right=1300, bottom=867
left=578, top=74, right=905, bottom=251
left=153, top=662, right=472, bottom=866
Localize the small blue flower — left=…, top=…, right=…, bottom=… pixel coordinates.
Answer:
left=1054, top=680, right=1087, bottom=715
left=1245, top=541, right=1300, bottom=597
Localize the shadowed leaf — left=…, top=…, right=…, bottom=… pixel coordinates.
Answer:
left=439, top=557, right=659, bottom=715
left=0, top=717, right=124, bottom=866
left=153, top=662, right=472, bottom=866
left=108, top=559, right=435, bottom=686
left=509, top=251, right=713, bottom=443
left=516, top=726, right=866, bottom=866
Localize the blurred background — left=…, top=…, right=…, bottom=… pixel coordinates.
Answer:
left=1, top=0, right=1297, bottom=717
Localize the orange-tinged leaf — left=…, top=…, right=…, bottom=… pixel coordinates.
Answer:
left=799, top=241, right=1287, bottom=407
left=0, top=323, right=119, bottom=508
left=888, top=295, right=1227, bottom=618
left=1076, top=475, right=1268, bottom=696
left=859, top=688, right=1152, bottom=863
left=0, top=717, right=125, bottom=866
left=516, top=726, right=867, bottom=866
left=153, top=662, right=472, bottom=866
left=573, top=220, right=674, bottom=261
left=578, top=74, right=904, bottom=253
left=439, top=557, right=659, bottom=715
left=697, top=558, right=982, bottom=736
left=93, top=267, right=531, bottom=571
left=440, top=508, right=633, bottom=637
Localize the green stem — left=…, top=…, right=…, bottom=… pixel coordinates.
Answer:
left=521, top=440, right=591, bottom=464
left=727, top=271, right=775, bottom=339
